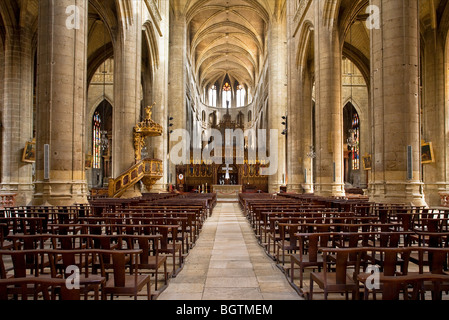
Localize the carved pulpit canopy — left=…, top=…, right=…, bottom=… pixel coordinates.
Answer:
left=133, top=103, right=163, bottom=162
left=134, top=103, right=163, bottom=137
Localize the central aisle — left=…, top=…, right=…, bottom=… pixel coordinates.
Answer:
left=157, top=202, right=302, bottom=300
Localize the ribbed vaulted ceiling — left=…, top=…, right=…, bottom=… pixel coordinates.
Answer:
left=186, top=0, right=270, bottom=93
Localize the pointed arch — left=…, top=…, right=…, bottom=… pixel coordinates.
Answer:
left=0, top=0, right=18, bottom=34
left=89, top=0, right=118, bottom=40
left=115, top=0, right=134, bottom=29
left=296, top=20, right=314, bottom=69
left=87, top=42, right=114, bottom=86
left=143, top=21, right=160, bottom=71
left=322, top=0, right=341, bottom=28
left=342, top=43, right=370, bottom=90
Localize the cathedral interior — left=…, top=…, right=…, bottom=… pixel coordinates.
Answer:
left=3, top=0, right=449, bottom=304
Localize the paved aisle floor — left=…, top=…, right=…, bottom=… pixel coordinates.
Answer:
left=157, top=202, right=302, bottom=300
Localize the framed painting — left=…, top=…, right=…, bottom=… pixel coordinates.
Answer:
left=362, top=155, right=372, bottom=170
left=22, top=139, right=36, bottom=163
left=85, top=154, right=93, bottom=169
left=421, top=142, right=434, bottom=164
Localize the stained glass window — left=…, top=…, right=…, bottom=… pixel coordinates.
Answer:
left=236, top=85, right=245, bottom=107
left=222, top=82, right=231, bottom=108
left=93, top=112, right=102, bottom=169
left=351, top=113, right=360, bottom=170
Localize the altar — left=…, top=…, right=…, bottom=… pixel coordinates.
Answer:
left=176, top=161, right=268, bottom=194
left=174, top=109, right=269, bottom=194
left=212, top=184, right=242, bottom=200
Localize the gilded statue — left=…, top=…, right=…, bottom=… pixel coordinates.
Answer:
left=144, top=103, right=155, bottom=120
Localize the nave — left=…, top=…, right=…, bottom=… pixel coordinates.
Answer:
left=157, top=202, right=301, bottom=300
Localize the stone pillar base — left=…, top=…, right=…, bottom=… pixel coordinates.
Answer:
left=287, top=183, right=303, bottom=194
left=314, top=183, right=345, bottom=198
left=301, top=183, right=314, bottom=194
left=368, top=181, right=427, bottom=207
left=33, top=181, right=88, bottom=206
left=268, top=183, right=283, bottom=194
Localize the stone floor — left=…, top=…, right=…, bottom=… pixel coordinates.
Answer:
left=157, top=201, right=302, bottom=300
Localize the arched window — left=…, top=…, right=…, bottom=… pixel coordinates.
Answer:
left=222, top=82, right=232, bottom=108
left=93, top=112, right=102, bottom=169
left=209, top=85, right=217, bottom=107
left=237, top=111, right=244, bottom=126
left=209, top=111, right=217, bottom=127
left=236, top=85, right=246, bottom=107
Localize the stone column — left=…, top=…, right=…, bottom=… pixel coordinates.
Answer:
left=34, top=0, right=89, bottom=206
left=150, top=1, right=170, bottom=193
left=301, top=69, right=315, bottom=194
left=286, top=61, right=302, bottom=193
left=267, top=14, right=287, bottom=193
left=313, top=1, right=345, bottom=197
left=167, top=12, right=187, bottom=183
left=1, top=25, right=34, bottom=205
left=369, top=0, right=425, bottom=206
left=112, top=5, right=142, bottom=197
left=421, top=29, right=447, bottom=207
left=286, top=2, right=302, bottom=194
left=286, top=62, right=314, bottom=194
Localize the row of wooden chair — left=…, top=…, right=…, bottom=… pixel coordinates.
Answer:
left=265, top=215, right=398, bottom=256
left=0, top=193, right=216, bottom=300
left=4, top=233, right=169, bottom=291
left=287, top=231, right=415, bottom=290
left=4, top=222, right=183, bottom=278
left=272, top=223, right=401, bottom=262
left=309, top=247, right=449, bottom=300
left=239, top=193, right=449, bottom=300
left=0, top=210, right=202, bottom=258
left=0, top=248, right=150, bottom=300
left=282, top=224, right=449, bottom=299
